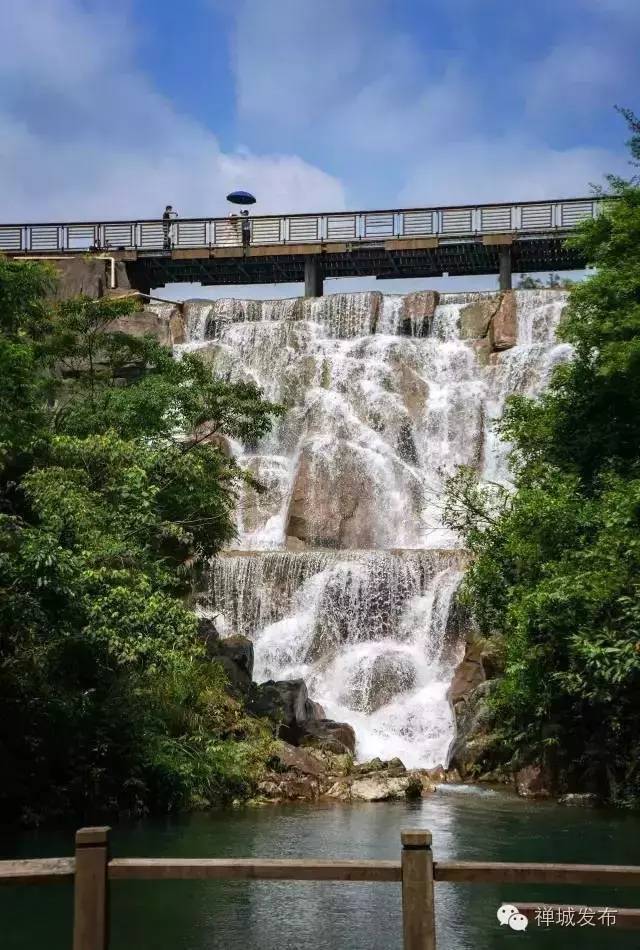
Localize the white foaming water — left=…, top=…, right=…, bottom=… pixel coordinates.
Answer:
left=177, top=289, right=569, bottom=766
left=208, top=551, right=465, bottom=768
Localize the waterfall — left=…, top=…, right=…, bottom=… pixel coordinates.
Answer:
left=177, top=289, right=568, bottom=768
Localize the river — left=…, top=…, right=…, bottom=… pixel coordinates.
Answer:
left=2, top=788, right=639, bottom=950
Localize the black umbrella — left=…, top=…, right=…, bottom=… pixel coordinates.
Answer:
left=226, top=191, right=256, bottom=205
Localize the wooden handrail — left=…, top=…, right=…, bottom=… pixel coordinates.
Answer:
left=3, top=828, right=640, bottom=948
left=108, top=857, right=401, bottom=882
left=0, top=857, right=75, bottom=885
left=434, top=860, right=640, bottom=885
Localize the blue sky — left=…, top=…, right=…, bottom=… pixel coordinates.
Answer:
left=1, top=0, right=639, bottom=294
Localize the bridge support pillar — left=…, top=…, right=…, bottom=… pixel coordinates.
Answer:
left=499, top=245, right=512, bottom=290
left=304, top=257, right=323, bottom=297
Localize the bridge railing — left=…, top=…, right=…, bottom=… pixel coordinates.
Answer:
left=1, top=826, right=639, bottom=949
left=0, top=197, right=605, bottom=255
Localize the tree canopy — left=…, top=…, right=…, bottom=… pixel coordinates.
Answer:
left=0, top=261, right=279, bottom=824
left=445, top=111, right=640, bottom=804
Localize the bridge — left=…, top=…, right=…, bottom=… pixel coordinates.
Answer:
left=1, top=196, right=604, bottom=296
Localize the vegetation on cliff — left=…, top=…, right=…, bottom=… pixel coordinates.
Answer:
left=0, top=261, right=279, bottom=825
left=446, top=112, right=640, bottom=805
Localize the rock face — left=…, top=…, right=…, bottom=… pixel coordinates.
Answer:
left=199, top=620, right=255, bottom=696
left=300, top=719, right=356, bottom=755
left=256, top=748, right=440, bottom=803
left=448, top=680, right=496, bottom=779
left=515, top=764, right=552, bottom=799
left=286, top=442, right=385, bottom=548
left=459, top=296, right=501, bottom=340
left=447, top=640, right=486, bottom=706
left=491, top=291, right=517, bottom=350
left=400, top=291, right=439, bottom=336
left=350, top=775, right=413, bottom=801
left=49, top=259, right=111, bottom=300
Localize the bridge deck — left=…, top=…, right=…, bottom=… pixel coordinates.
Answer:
left=1, top=197, right=604, bottom=291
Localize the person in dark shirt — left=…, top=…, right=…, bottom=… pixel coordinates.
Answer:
left=163, top=205, right=177, bottom=249
left=240, top=209, right=251, bottom=248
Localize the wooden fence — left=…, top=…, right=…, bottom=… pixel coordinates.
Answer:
left=1, top=826, right=640, bottom=949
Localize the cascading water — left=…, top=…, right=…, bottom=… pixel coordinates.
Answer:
left=173, top=288, right=569, bottom=768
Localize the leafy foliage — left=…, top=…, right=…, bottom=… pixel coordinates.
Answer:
left=0, top=259, right=278, bottom=824
left=445, top=112, right=640, bottom=804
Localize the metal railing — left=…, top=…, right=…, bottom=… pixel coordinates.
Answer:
left=1, top=826, right=639, bottom=949
left=0, top=197, right=606, bottom=255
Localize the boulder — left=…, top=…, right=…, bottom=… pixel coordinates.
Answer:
left=285, top=441, right=379, bottom=548
left=515, top=764, right=552, bottom=799
left=491, top=291, right=517, bottom=350
left=106, top=308, right=175, bottom=346
left=198, top=619, right=255, bottom=695
left=459, top=296, right=500, bottom=340
left=249, top=679, right=314, bottom=742
left=354, top=757, right=386, bottom=775
left=447, top=640, right=486, bottom=706
left=400, top=291, right=439, bottom=337
left=325, top=780, right=352, bottom=801
left=300, top=719, right=356, bottom=755
left=558, top=793, right=599, bottom=808
left=257, top=772, right=321, bottom=802
left=272, top=742, right=326, bottom=777
left=448, top=680, right=497, bottom=778
left=357, top=654, right=417, bottom=712
left=350, top=775, right=411, bottom=802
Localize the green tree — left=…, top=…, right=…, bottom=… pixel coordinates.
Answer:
left=446, top=111, right=640, bottom=804
left=0, top=259, right=279, bottom=824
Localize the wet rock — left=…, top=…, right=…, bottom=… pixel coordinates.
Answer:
left=257, top=772, right=321, bottom=802
left=272, top=742, right=326, bottom=777
left=350, top=775, right=411, bottom=801
left=448, top=680, right=497, bottom=778
left=198, top=621, right=255, bottom=695
left=400, top=291, right=439, bottom=337
left=325, top=780, right=352, bottom=801
left=354, top=757, right=386, bottom=775
left=423, top=766, right=447, bottom=784
left=491, top=291, right=517, bottom=350
left=404, top=773, right=424, bottom=800
left=300, top=719, right=356, bottom=755
left=459, top=296, right=500, bottom=340
left=558, top=793, right=599, bottom=808
left=249, top=679, right=320, bottom=743
left=352, top=654, right=417, bottom=712
left=447, top=640, right=486, bottom=706
left=516, top=764, right=552, bottom=799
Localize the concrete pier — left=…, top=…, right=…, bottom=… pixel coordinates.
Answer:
left=499, top=245, right=512, bottom=290
left=304, top=257, right=323, bottom=297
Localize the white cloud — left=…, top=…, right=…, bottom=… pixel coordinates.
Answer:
left=524, top=44, right=623, bottom=118
left=229, top=0, right=630, bottom=208
left=0, top=0, right=345, bottom=221
left=399, top=137, right=626, bottom=205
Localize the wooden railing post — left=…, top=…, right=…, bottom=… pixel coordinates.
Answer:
left=401, top=830, right=436, bottom=950
left=73, top=827, right=110, bottom=950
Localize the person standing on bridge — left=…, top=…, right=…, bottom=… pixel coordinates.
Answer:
left=240, top=209, right=251, bottom=248
left=162, top=205, right=178, bottom=250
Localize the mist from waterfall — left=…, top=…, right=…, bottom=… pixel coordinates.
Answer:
left=176, top=289, right=569, bottom=768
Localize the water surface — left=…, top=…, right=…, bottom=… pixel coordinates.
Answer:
left=2, top=788, right=639, bottom=950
